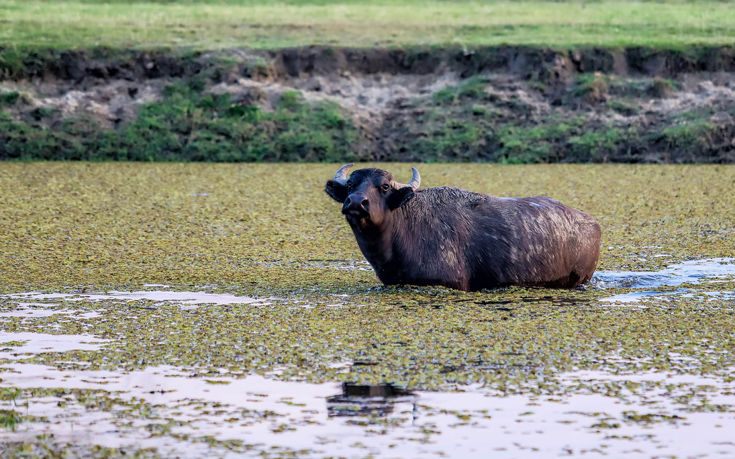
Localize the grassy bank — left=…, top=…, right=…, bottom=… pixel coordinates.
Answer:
left=2, top=69, right=734, bottom=163
left=1, top=80, right=357, bottom=162
left=2, top=0, right=734, bottom=50
left=2, top=1, right=735, bottom=164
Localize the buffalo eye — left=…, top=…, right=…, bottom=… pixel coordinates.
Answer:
left=380, top=184, right=390, bottom=193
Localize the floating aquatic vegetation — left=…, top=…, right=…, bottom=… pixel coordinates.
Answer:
left=1, top=163, right=733, bottom=291
left=0, top=164, right=733, bottom=455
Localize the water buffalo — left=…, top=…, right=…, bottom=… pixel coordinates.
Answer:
left=325, top=164, right=601, bottom=291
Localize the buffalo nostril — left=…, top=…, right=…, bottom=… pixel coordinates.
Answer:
left=342, top=194, right=369, bottom=215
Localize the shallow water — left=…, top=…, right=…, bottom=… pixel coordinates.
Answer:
left=1, top=259, right=734, bottom=456
left=594, top=258, right=735, bottom=304
left=1, top=164, right=734, bottom=456
left=0, top=306, right=100, bottom=319
left=0, top=332, right=108, bottom=356
left=5, top=257, right=733, bottom=310
left=1, top=362, right=733, bottom=457
left=593, top=258, right=735, bottom=288
left=7, top=290, right=268, bottom=309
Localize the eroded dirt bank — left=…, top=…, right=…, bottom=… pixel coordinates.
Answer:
left=1, top=46, right=734, bottom=162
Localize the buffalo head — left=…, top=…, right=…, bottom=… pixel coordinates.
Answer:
left=325, top=164, right=421, bottom=228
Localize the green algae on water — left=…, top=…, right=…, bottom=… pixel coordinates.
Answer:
left=0, top=163, right=733, bottom=390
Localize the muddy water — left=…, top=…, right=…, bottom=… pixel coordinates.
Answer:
left=1, top=259, right=734, bottom=457
left=1, top=362, right=732, bottom=457
left=594, top=258, right=735, bottom=304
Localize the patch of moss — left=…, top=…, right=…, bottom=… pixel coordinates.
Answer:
left=567, top=128, right=629, bottom=162
left=433, top=76, right=491, bottom=105
left=0, top=91, right=21, bottom=106
left=496, top=121, right=580, bottom=163
left=0, top=47, right=27, bottom=80
left=648, top=77, right=679, bottom=98
left=0, top=409, right=22, bottom=430
left=571, top=73, right=610, bottom=103
left=606, top=99, right=638, bottom=116
left=661, top=120, right=716, bottom=150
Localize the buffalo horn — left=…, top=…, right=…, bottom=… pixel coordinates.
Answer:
left=392, top=167, right=421, bottom=190
left=332, top=163, right=353, bottom=185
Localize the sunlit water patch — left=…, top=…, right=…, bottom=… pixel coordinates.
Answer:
left=593, top=258, right=735, bottom=304
left=5, top=289, right=270, bottom=310
left=0, top=332, right=108, bottom=358
left=0, top=303, right=101, bottom=319
left=0, top=363, right=733, bottom=457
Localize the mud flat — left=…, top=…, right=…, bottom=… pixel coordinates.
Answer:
left=2, top=46, right=735, bottom=163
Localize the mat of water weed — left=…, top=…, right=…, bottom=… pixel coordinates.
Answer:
left=0, top=163, right=734, bottom=456
left=1, top=163, right=733, bottom=291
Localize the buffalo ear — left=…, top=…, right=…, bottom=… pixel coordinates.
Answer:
left=387, top=187, right=415, bottom=210
left=325, top=180, right=348, bottom=203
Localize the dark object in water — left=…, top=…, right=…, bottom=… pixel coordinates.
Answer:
left=325, top=164, right=601, bottom=291
left=341, top=381, right=411, bottom=397
left=327, top=382, right=415, bottom=417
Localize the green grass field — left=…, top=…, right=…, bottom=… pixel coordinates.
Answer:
left=2, top=0, right=734, bottom=50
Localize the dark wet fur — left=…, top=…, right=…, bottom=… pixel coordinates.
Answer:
left=326, top=168, right=601, bottom=291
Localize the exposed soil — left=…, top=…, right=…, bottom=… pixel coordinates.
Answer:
left=1, top=45, right=735, bottom=162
